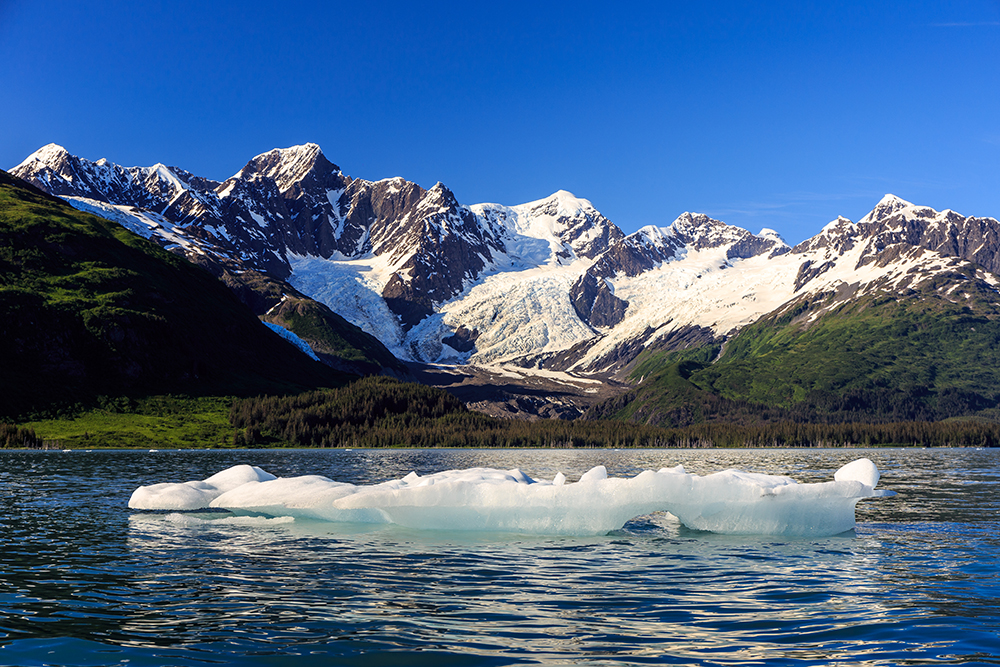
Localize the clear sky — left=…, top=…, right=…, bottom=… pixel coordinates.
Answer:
left=2, top=0, right=998, bottom=244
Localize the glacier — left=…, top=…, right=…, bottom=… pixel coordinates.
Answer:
left=128, top=458, right=894, bottom=537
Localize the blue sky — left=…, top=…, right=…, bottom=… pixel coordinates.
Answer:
left=2, top=0, right=998, bottom=243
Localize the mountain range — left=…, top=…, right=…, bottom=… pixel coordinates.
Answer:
left=11, top=143, right=1000, bottom=424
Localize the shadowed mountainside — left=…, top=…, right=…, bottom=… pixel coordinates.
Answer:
left=0, top=170, right=354, bottom=419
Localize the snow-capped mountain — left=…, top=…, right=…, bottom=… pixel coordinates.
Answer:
left=12, top=145, right=1000, bottom=380
left=569, top=194, right=1000, bottom=373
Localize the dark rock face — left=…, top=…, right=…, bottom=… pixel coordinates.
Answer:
left=644, top=324, right=719, bottom=355
left=727, top=233, right=789, bottom=260
left=792, top=217, right=858, bottom=255
left=570, top=273, right=629, bottom=328
left=789, top=198, right=1000, bottom=289
left=12, top=144, right=295, bottom=278
left=235, top=146, right=351, bottom=259
left=372, top=184, right=504, bottom=327
left=670, top=213, right=743, bottom=250
left=22, top=143, right=1000, bottom=379
left=860, top=209, right=1000, bottom=276
left=0, top=171, right=349, bottom=417
left=586, top=215, right=786, bottom=283
left=511, top=192, right=625, bottom=260
left=542, top=323, right=719, bottom=377
left=794, top=260, right=836, bottom=291
left=442, top=326, right=480, bottom=353
left=792, top=195, right=1000, bottom=288
left=588, top=230, right=681, bottom=279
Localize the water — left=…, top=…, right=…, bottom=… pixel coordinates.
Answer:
left=1, top=448, right=998, bottom=666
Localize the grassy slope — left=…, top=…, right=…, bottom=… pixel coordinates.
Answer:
left=262, top=294, right=406, bottom=375
left=0, top=170, right=351, bottom=420
left=23, top=396, right=235, bottom=448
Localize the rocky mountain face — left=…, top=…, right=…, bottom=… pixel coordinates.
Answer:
left=13, top=145, right=1000, bottom=395
left=12, top=145, right=510, bottom=327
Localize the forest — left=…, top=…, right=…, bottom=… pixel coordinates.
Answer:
left=227, top=377, right=1000, bottom=449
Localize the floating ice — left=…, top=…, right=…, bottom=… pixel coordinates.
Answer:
left=128, top=459, right=894, bottom=536
left=128, top=465, right=276, bottom=510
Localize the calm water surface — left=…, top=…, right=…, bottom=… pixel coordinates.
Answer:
left=1, top=448, right=998, bottom=666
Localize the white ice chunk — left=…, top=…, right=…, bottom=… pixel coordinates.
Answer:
left=128, top=465, right=277, bottom=510
left=578, top=465, right=608, bottom=483
left=129, top=459, right=894, bottom=536
left=834, top=457, right=880, bottom=488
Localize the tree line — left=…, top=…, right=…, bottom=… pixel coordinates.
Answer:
left=228, top=376, right=1000, bottom=448
left=0, top=423, right=43, bottom=448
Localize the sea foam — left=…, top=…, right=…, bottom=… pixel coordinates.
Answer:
left=128, top=459, right=894, bottom=536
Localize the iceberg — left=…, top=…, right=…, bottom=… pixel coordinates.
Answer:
left=128, top=459, right=894, bottom=537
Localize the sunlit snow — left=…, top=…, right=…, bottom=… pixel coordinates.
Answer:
left=262, top=322, right=320, bottom=361
left=129, top=459, right=894, bottom=537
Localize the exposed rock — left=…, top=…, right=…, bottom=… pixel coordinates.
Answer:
left=794, top=260, right=836, bottom=291
left=588, top=227, right=681, bottom=279
left=442, top=326, right=480, bottom=353
left=727, top=233, right=789, bottom=260
left=569, top=273, right=629, bottom=328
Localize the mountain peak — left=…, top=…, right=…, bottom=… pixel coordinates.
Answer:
left=860, top=194, right=914, bottom=224
left=758, top=228, right=786, bottom=243
left=517, top=190, right=594, bottom=219
left=237, top=143, right=339, bottom=191
left=548, top=190, right=592, bottom=217
left=669, top=211, right=724, bottom=233
left=15, top=143, right=71, bottom=171
left=820, top=215, right=857, bottom=233
left=878, top=193, right=912, bottom=206
left=276, top=142, right=323, bottom=160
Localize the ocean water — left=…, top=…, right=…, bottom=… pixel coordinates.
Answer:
left=1, top=448, right=998, bottom=666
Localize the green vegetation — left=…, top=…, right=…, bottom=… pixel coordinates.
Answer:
left=218, top=269, right=405, bottom=376
left=225, top=376, right=1000, bottom=449
left=17, top=395, right=235, bottom=449
left=10, top=376, right=1000, bottom=449
left=262, top=294, right=406, bottom=375
left=699, top=281, right=1000, bottom=417
left=5, top=167, right=1000, bottom=449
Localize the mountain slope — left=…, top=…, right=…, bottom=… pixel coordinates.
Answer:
left=590, top=266, right=1000, bottom=425
left=0, top=170, right=352, bottom=419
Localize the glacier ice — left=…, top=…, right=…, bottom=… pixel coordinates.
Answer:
left=262, top=321, right=320, bottom=361
left=128, top=459, right=894, bottom=537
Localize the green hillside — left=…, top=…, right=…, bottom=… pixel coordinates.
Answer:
left=0, top=170, right=352, bottom=419
left=592, top=275, right=1000, bottom=426
left=262, top=293, right=406, bottom=376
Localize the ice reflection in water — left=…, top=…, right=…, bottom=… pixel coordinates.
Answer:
left=1, top=448, right=999, bottom=666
